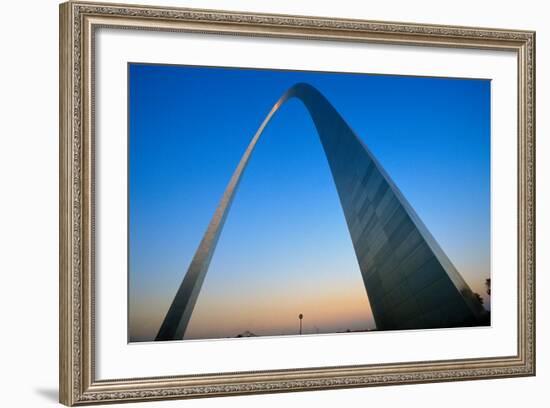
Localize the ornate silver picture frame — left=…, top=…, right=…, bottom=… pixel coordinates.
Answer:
left=59, top=1, right=535, bottom=405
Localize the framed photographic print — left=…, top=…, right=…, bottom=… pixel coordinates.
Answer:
left=59, top=1, right=536, bottom=405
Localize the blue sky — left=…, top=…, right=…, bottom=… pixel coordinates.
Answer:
left=128, top=63, right=491, bottom=341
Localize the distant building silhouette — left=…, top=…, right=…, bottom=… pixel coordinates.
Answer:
left=236, top=330, right=258, bottom=338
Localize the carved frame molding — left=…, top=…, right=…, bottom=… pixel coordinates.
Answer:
left=59, top=1, right=535, bottom=405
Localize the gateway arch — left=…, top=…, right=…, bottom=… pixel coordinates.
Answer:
left=155, top=83, right=485, bottom=341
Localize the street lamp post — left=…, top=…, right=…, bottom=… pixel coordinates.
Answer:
left=298, top=313, right=303, bottom=335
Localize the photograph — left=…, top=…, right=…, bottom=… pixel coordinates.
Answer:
left=128, top=63, right=492, bottom=343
